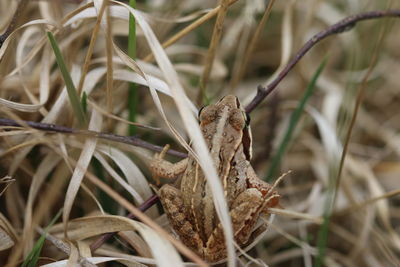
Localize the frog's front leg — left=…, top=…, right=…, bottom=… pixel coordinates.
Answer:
left=158, top=184, right=205, bottom=256
left=150, top=145, right=188, bottom=181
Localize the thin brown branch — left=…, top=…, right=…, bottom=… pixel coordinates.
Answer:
left=245, top=9, right=400, bottom=113
left=0, top=118, right=187, bottom=158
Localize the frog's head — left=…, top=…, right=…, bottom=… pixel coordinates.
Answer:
left=198, top=95, right=252, bottom=160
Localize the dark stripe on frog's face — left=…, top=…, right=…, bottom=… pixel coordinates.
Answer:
left=227, top=96, right=252, bottom=161
left=242, top=119, right=252, bottom=161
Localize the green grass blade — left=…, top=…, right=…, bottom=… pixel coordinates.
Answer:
left=21, top=209, right=62, bottom=267
left=315, top=155, right=340, bottom=267
left=315, top=182, right=335, bottom=267
left=47, top=31, right=87, bottom=126
left=81, top=91, right=87, bottom=114
left=266, top=57, right=328, bottom=181
left=128, top=0, right=138, bottom=136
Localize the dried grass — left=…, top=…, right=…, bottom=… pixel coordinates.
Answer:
left=1, top=0, right=400, bottom=266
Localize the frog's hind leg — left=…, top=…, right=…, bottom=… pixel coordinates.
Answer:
left=230, top=188, right=267, bottom=245
left=159, top=185, right=205, bottom=258
left=204, top=188, right=265, bottom=262
left=246, top=166, right=281, bottom=212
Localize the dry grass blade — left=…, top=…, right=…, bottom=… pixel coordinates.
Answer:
left=0, top=176, right=15, bottom=197
left=0, top=213, right=18, bottom=250
left=63, top=110, right=102, bottom=235
left=142, top=0, right=240, bottom=63
left=22, top=154, right=61, bottom=254
left=230, top=0, right=276, bottom=89
left=50, top=215, right=184, bottom=265
left=76, top=0, right=108, bottom=96
left=198, top=0, right=230, bottom=104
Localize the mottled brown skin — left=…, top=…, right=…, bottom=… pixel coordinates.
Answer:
left=150, top=95, right=280, bottom=262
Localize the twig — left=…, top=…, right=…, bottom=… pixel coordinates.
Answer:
left=0, top=118, right=187, bottom=158
left=245, top=9, right=400, bottom=113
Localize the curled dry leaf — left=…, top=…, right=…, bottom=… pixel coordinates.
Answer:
left=49, top=215, right=183, bottom=266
